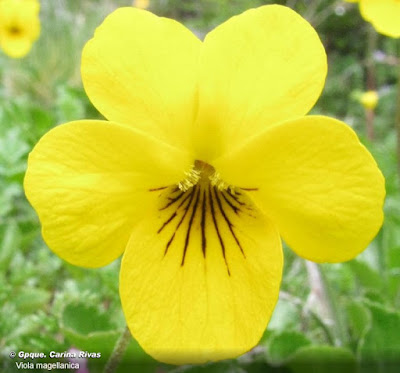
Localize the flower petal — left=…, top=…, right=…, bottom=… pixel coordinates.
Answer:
left=213, top=116, right=385, bottom=263
left=0, top=37, right=33, bottom=58
left=0, top=0, right=40, bottom=58
left=24, top=120, right=192, bottom=268
left=120, top=185, right=282, bottom=364
left=360, top=0, right=400, bottom=38
left=81, top=8, right=201, bottom=150
left=194, top=5, right=327, bottom=161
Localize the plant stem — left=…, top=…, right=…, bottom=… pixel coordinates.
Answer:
left=103, top=326, right=131, bottom=373
left=304, top=261, right=348, bottom=346
left=312, top=0, right=342, bottom=29
left=280, top=291, right=335, bottom=345
left=365, top=25, right=377, bottom=141
left=366, top=25, right=377, bottom=91
left=396, top=48, right=400, bottom=179
left=366, top=108, right=375, bottom=141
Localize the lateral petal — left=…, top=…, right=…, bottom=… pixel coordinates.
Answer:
left=213, top=116, right=385, bottom=263
left=24, top=120, right=192, bottom=267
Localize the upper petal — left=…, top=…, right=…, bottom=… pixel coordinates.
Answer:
left=0, top=0, right=40, bottom=23
left=120, top=184, right=282, bottom=364
left=194, top=5, right=327, bottom=161
left=81, top=8, right=201, bottom=151
left=360, top=0, right=400, bottom=38
left=24, top=120, right=192, bottom=267
left=213, top=116, right=385, bottom=263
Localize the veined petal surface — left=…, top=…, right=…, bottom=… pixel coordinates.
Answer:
left=360, top=0, right=400, bottom=38
left=194, top=5, right=327, bottom=161
left=24, top=120, right=192, bottom=267
left=82, top=8, right=201, bottom=151
left=120, top=184, right=282, bottom=364
left=213, top=116, right=385, bottom=263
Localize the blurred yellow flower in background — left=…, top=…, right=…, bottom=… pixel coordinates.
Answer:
left=360, top=90, right=379, bottom=110
left=133, top=0, right=149, bottom=10
left=24, top=5, right=385, bottom=364
left=0, top=0, right=40, bottom=58
left=359, top=0, right=400, bottom=38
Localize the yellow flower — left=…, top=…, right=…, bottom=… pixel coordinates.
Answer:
left=133, top=0, right=149, bottom=9
left=360, top=90, right=379, bottom=110
left=0, top=0, right=40, bottom=58
left=359, top=0, right=400, bottom=37
left=24, top=6, right=385, bottom=364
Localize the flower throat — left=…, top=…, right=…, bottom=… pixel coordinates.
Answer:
left=178, top=160, right=230, bottom=192
left=149, top=160, right=258, bottom=275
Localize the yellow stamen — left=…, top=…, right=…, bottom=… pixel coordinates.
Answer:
left=179, top=160, right=233, bottom=192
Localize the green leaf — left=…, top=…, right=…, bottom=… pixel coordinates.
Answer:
left=61, top=302, right=119, bottom=357
left=114, top=338, right=157, bottom=373
left=345, top=300, right=371, bottom=341
left=0, top=128, right=29, bottom=177
left=0, top=183, right=19, bottom=218
left=62, top=302, right=113, bottom=334
left=30, top=106, right=55, bottom=141
left=359, top=301, right=400, bottom=364
left=60, top=301, right=154, bottom=373
left=56, top=85, right=85, bottom=123
left=14, top=287, right=51, bottom=314
left=169, top=361, right=241, bottom=373
left=347, top=260, right=383, bottom=291
left=287, top=345, right=356, bottom=373
left=388, top=245, right=400, bottom=269
left=267, top=331, right=311, bottom=364
left=0, top=221, right=21, bottom=270
left=267, top=298, right=300, bottom=332
left=363, top=289, right=387, bottom=304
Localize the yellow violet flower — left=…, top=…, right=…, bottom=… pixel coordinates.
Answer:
left=0, top=0, right=40, bottom=58
left=359, top=0, right=400, bottom=37
left=133, top=0, right=150, bottom=9
left=24, top=5, right=385, bottom=364
left=360, top=90, right=379, bottom=110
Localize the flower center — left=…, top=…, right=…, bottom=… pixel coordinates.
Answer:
left=149, top=161, right=259, bottom=276
left=8, top=25, right=22, bottom=36
left=178, top=160, right=230, bottom=192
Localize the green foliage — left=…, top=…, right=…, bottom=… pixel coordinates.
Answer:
left=267, top=331, right=311, bottom=364
left=359, top=301, right=400, bottom=364
left=345, top=300, right=371, bottom=342
left=0, top=0, right=400, bottom=372
left=288, top=346, right=356, bottom=373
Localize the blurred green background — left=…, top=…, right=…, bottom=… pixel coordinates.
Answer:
left=1, top=0, right=400, bottom=372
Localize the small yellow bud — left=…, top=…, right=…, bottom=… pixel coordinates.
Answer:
left=360, top=91, right=378, bottom=110
left=133, top=0, right=150, bottom=9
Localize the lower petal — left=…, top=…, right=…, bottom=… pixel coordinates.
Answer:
left=0, top=37, right=32, bottom=58
left=213, top=116, right=385, bottom=263
left=24, top=120, right=192, bottom=267
left=120, top=185, right=282, bottom=364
